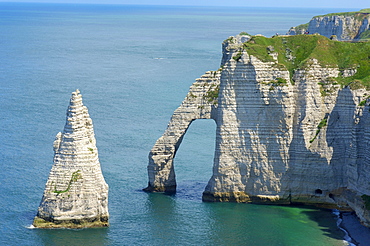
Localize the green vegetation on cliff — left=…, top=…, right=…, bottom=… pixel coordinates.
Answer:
left=204, top=84, right=220, bottom=105
left=362, top=194, right=370, bottom=210
left=360, top=30, right=370, bottom=40
left=292, top=23, right=309, bottom=33
left=291, top=9, right=370, bottom=36
left=53, top=170, right=82, bottom=195
left=310, top=118, right=328, bottom=143
left=243, top=35, right=370, bottom=88
left=314, top=8, right=370, bottom=17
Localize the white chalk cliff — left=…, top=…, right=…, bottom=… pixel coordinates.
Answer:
left=144, top=70, right=220, bottom=193
left=145, top=34, right=370, bottom=226
left=33, top=89, right=109, bottom=228
left=288, top=9, right=370, bottom=41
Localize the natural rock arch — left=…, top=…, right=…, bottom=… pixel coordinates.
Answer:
left=144, top=28, right=370, bottom=227
left=143, top=71, right=220, bottom=193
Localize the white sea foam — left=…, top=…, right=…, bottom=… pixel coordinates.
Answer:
left=332, top=210, right=356, bottom=246
left=26, top=224, right=35, bottom=229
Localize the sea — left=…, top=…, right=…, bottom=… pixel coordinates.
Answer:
left=0, top=3, right=360, bottom=245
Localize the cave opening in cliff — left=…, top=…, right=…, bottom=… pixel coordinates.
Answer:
left=315, top=189, right=323, bottom=195
left=174, top=119, right=216, bottom=199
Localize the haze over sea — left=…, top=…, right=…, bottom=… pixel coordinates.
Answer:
left=0, top=3, right=360, bottom=245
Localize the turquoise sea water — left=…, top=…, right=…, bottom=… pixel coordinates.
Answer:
left=0, top=3, right=359, bottom=245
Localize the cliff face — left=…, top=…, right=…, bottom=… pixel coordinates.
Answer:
left=33, top=90, right=109, bottom=228
left=288, top=9, right=370, bottom=41
left=145, top=34, right=370, bottom=226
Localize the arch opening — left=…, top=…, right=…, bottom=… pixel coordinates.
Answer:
left=173, top=119, right=216, bottom=199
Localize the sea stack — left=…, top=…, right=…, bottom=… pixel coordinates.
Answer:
left=33, top=89, right=109, bottom=228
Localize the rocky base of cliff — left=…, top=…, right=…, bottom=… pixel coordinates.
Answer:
left=32, top=215, right=109, bottom=229
left=143, top=183, right=176, bottom=194
left=341, top=189, right=370, bottom=227
left=340, top=212, right=370, bottom=245
left=202, top=191, right=288, bottom=204
left=202, top=190, right=357, bottom=210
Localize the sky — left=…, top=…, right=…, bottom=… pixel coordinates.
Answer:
left=0, top=0, right=368, bottom=9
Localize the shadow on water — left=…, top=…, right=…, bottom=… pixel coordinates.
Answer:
left=175, top=180, right=208, bottom=201
left=35, top=227, right=110, bottom=246
left=299, top=207, right=345, bottom=241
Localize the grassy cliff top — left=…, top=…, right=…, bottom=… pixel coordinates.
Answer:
left=314, top=8, right=370, bottom=17
left=243, top=34, right=370, bottom=87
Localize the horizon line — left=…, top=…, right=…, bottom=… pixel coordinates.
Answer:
left=0, top=1, right=365, bottom=10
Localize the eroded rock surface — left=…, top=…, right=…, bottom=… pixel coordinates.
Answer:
left=145, top=34, right=370, bottom=227
left=144, top=71, right=220, bottom=193
left=288, top=9, right=370, bottom=41
left=33, top=89, right=109, bottom=228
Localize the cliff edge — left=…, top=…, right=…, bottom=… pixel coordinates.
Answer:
left=288, top=9, right=370, bottom=41
left=145, top=33, right=370, bottom=227
left=33, top=90, right=109, bottom=229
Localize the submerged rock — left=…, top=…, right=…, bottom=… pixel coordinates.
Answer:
left=33, top=89, right=109, bottom=229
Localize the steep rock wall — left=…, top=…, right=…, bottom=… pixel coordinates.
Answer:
left=33, top=90, right=109, bottom=228
left=145, top=35, right=370, bottom=226
left=288, top=11, right=370, bottom=41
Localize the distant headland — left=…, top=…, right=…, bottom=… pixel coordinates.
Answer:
left=288, top=8, right=370, bottom=41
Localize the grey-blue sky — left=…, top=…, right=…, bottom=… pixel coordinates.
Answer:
left=1, top=0, right=369, bottom=9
